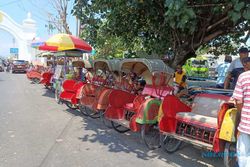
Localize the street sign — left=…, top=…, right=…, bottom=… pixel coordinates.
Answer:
left=10, top=48, right=19, bottom=54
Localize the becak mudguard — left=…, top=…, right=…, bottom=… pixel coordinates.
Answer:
left=92, top=88, right=113, bottom=111
left=128, top=98, right=161, bottom=132
left=80, top=83, right=99, bottom=108
left=135, top=98, right=161, bottom=124
left=219, top=108, right=237, bottom=142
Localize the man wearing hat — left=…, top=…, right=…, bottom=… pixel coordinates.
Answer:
left=232, top=56, right=250, bottom=167
left=224, top=47, right=249, bottom=89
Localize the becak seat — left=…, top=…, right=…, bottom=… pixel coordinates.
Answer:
left=63, top=80, right=77, bottom=91
left=176, top=94, right=229, bottom=129
left=123, top=95, right=147, bottom=112
left=40, top=72, right=53, bottom=85
left=123, top=71, right=173, bottom=114
left=105, top=90, right=136, bottom=120
left=60, top=80, right=77, bottom=101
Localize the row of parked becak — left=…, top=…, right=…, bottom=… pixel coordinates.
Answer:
left=26, top=55, right=237, bottom=167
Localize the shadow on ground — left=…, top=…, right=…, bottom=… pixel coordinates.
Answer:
left=60, top=109, right=223, bottom=167
left=42, top=88, right=55, bottom=98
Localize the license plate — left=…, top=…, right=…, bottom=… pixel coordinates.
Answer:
left=17, top=66, right=22, bottom=68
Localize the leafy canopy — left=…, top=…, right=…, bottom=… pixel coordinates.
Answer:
left=72, top=0, right=250, bottom=66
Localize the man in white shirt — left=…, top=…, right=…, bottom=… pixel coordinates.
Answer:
left=215, top=55, right=232, bottom=88
left=224, top=47, right=249, bottom=89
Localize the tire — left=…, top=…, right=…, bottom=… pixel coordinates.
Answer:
left=45, top=85, right=50, bottom=89
left=55, top=88, right=61, bottom=104
left=224, top=142, right=237, bottom=167
left=100, top=110, right=112, bottom=128
left=65, top=101, right=78, bottom=110
left=160, top=134, right=182, bottom=153
left=87, top=108, right=101, bottom=119
left=79, top=105, right=89, bottom=116
left=51, top=87, right=55, bottom=93
left=141, top=124, right=160, bottom=150
left=111, top=121, right=130, bottom=133
left=33, top=78, right=40, bottom=84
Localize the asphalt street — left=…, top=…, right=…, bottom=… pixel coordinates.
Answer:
left=0, top=72, right=223, bottom=167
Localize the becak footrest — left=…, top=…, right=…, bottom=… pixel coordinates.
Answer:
left=124, top=103, right=136, bottom=111
left=176, top=112, right=217, bottom=129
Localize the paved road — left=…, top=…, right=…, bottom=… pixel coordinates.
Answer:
left=0, top=72, right=223, bottom=167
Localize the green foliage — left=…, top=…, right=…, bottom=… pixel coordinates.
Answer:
left=72, top=0, right=250, bottom=66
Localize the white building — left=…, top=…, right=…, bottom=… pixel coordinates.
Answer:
left=0, top=11, right=37, bottom=62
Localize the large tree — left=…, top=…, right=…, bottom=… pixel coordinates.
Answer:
left=49, top=0, right=72, bottom=34
left=72, top=0, right=250, bottom=67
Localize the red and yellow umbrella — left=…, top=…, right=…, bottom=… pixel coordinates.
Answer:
left=39, top=33, right=92, bottom=52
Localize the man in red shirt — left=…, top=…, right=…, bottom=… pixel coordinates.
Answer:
left=232, top=56, right=250, bottom=167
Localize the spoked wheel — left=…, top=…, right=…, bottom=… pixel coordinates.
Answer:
left=85, top=107, right=100, bottom=119
left=100, top=110, right=112, bottom=128
left=111, top=121, right=130, bottom=133
left=55, top=88, right=61, bottom=104
left=79, top=105, right=89, bottom=116
left=45, top=85, right=50, bottom=89
left=141, top=124, right=160, bottom=150
left=32, top=78, right=40, bottom=84
left=160, top=134, right=182, bottom=153
left=65, top=101, right=78, bottom=110
left=51, top=87, right=55, bottom=93
left=224, top=142, right=237, bottom=167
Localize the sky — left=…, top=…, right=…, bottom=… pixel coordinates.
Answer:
left=0, top=0, right=77, bottom=57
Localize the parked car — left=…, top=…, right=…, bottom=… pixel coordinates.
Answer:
left=183, top=56, right=209, bottom=80
left=11, top=60, right=28, bottom=73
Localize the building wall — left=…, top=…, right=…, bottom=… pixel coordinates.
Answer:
left=0, top=11, right=36, bottom=62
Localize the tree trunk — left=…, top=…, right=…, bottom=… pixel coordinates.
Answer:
left=170, top=50, right=196, bottom=69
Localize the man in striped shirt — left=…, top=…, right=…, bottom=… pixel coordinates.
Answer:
left=232, top=56, right=250, bottom=167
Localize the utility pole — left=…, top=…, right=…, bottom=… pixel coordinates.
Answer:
left=76, top=0, right=81, bottom=37
left=47, top=12, right=53, bottom=35
left=76, top=17, right=79, bottom=37
left=12, top=38, right=16, bottom=48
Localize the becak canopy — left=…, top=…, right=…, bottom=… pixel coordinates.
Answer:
left=39, top=33, right=92, bottom=52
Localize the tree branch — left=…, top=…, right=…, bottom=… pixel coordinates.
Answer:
left=244, top=30, right=250, bottom=44
left=206, top=16, right=229, bottom=32
left=188, top=3, right=226, bottom=8
left=172, top=29, right=181, bottom=47
left=203, top=30, right=224, bottom=44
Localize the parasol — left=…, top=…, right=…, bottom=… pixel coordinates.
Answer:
left=38, top=33, right=92, bottom=52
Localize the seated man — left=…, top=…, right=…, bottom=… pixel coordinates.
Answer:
left=224, top=47, right=248, bottom=89
left=73, top=67, right=84, bottom=81
left=174, top=65, right=188, bottom=97
left=134, top=79, right=146, bottom=95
